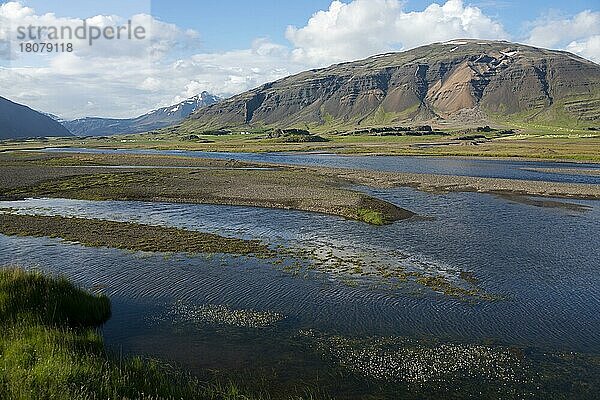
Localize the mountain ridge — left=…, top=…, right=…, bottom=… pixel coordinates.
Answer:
left=0, top=96, right=72, bottom=140
left=183, top=40, right=600, bottom=131
left=63, top=91, right=221, bottom=136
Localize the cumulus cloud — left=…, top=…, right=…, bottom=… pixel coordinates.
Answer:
left=525, top=10, right=600, bottom=48
left=566, top=35, right=600, bottom=63
left=0, top=40, right=304, bottom=119
left=0, top=3, right=199, bottom=61
left=286, top=0, right=508, bottom=66
left=525, top=10, right=600, bottom=63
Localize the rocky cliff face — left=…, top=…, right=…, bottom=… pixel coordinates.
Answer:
left=187, top=40, right=600, bottom=129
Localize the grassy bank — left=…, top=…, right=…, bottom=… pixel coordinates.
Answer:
left=0, top=268, right=338, bottom=400
left=0, top=268, right=216, bottom=399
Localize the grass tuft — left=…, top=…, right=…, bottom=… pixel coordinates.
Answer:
left=0, top=267, right=111, bottom=327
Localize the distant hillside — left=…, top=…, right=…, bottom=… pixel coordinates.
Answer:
left=183, top=40, right=600, bottom=131
left=64, top=92, right=221, bottom=136
left=0, top=97, right=72, bottom=140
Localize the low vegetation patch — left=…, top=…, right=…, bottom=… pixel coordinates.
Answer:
left=415, top=275, right=486, bottom=299
left=0, top=213, right=274, bottom=256
left=266, top=128, right=328, bottom=142
left=356, top=208, right=386, bottom=225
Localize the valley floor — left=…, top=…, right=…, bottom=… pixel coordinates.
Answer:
left=2, top=128, right=599, bottom=162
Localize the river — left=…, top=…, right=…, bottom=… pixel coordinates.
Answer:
left=2, top=149, right=599, bottom=397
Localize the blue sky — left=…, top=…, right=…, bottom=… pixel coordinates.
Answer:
left=17, top=0, right=600, bottom=51
left=1, top=0, right=599, bottom=118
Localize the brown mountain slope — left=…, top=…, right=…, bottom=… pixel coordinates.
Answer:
left=185, top=40, right=600, bottom=131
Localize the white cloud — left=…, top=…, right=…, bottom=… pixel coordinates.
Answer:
left=566, top=35, right=600, bottom=63
left=525, top=10, right=600, bottom=48
left=0, top=1, right=33, bottom=19
left=139, top=76, right=162, bottom=91
left=525, top=10, right=600, bottom=63
left=0, top=3, right=199, bottom=61
left=286, top=0, right=508, bottom=66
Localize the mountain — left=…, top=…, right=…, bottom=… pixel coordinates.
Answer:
left=0, top=96, right=72, bottom=140
left=184, top=40, right=600, bottom=131
left=63, top=91, right=221, bottom=136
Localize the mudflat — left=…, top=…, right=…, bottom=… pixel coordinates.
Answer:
left=0, top=213, right=271, bottom=256
left=0, top=151, right=413, bottom=225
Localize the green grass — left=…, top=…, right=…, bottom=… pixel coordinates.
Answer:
left=0, top=268, right=314, bottom=400
left=356, top=208, right=386, bottom=225
left=0, top=268, right=111, bottom=327
left=3, top=127, right=600, bottom=162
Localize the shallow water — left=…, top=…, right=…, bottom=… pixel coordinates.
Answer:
left=2, top=150, right=600, bottom=396
left=41, top=147, right=600, bottom=184
left=1, top=188, right=598, bottom=353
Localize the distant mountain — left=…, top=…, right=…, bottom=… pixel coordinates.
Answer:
left=0, top=96, right=72, bottom=140
left=63, top=91, right=221, bottom=136
left=183, top=40, right=600, bottom=130
left=42, top=112, right=67, bottom=124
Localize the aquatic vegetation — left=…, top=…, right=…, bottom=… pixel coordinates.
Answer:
left=169, top=302, right=285, bottom=328
left=279, top=243, right=494, bottom=301
left=356, top=208, right=386, bottom=225
left=0, top=199, right=495, bottom=302
left=459, top=271, right=479, bottom=285
left=416, top=275, right=479, bottom=298
left=298, top=330, right=600, bottom=398
left=341, top=278, right=360, bottom=287
left=300, top=330, right=530, bottom=385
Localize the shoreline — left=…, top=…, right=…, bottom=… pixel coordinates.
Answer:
left=1, top=151, right=597, bottom=216
left=43, top=146, right=600, bottom=164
